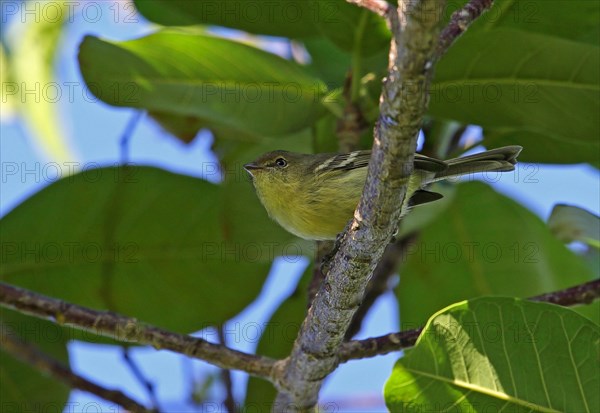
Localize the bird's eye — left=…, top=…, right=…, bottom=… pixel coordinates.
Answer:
left=275, top=157, right=287, bottom=167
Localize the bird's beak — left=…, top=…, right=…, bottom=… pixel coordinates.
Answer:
left=243, top=163, right=261, bottom=176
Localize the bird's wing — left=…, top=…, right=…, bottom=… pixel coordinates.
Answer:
left=314, top=150, right=371, bottom=172
left=315, top=151, right=448, bottom=173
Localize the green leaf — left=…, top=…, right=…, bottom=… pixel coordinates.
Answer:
left=385, top=297, right=600, bottom=412
left=133, top=0, right=319, bottom=38
left=314, top=3, right=390, bottom=56
left=78, top=31, right=327, bottom=139
left=7, top=0, right=75, bottom=162
left=147, top=111, right=207, bottom=143
left=397, top=182, right=595, bottom=327
left=476, top=0, right=599, bottom=45
left=431, top=1, right=600, bottom=164
left=1, top=310, right=70, bottom=409
left=548, top=204, right=600, bottom=248
left=302, top=37, right=352, bottom=88
left=244, top=267, right=310, bottom=405
left=483, top=128, right=599, bottom=165
left=0, top=167, right=282, bottom=335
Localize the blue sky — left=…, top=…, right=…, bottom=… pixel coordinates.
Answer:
left=1, top=2, right=598, bottom=411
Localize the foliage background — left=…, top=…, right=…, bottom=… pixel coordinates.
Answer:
left=1, top=0, right=598, bottom=411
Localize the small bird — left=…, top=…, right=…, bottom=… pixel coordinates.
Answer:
left=244, top=146, right=522, bottom=240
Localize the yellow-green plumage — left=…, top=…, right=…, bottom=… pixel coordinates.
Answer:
left=244, top=147, right=521, bottom=241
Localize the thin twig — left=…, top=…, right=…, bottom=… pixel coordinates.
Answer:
left=122, top=347, right=161, bottom=411
left=529, top=279, right=600, bottom=306
left=340, top=279, right=600, bottom=361
left=436, top=0, right=495, bottom=59
left=340, top=328, right=422, bottom=361
left=0, top=322, right=151, bottom=412
left=218, top=326, right=238, bottom=413
left=120, top=111, right=144, bottom=165
left=0, top=282, right=276, bottom=379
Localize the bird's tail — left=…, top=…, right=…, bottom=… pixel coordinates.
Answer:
left=432, top=145, right=523, bottom=182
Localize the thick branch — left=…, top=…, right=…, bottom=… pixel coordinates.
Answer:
left=272, top=1, right=447, bottom=409
left=0, top=282, right=275, bottom=379
left=0, top=323, right=150, bottom=412
left=340, top=279, right=600, bottom=361
left=436, top=0, right=495, bottom=59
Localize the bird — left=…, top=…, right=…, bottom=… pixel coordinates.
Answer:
left=244, top=146, right=522, bottom=240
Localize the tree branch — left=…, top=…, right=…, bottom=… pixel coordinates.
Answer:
left=218, top=326, right=238, bottom=413
left=436, top=0, right=495, bottom=59
left=0, top=322, right=151, bottom=413
left=272, top=0, right=447, bottom=409
left=529, top=278, right=600, bottom=306
left=346, top=0, right=390, bottom=17
left=0, top=282, right=276, bottom=379
left=339, top=279, right=600, bottom=361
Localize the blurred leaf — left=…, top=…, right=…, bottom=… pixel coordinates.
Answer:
left=78, top=31, right=327, bottom=140
left=548, top=204, right=600, bottom=248
left=477, top=0, right=599, bottom=45
left=302, top=37, right=351, bottom=88
left=0, top=167, right=285, bottom=335
left=483, top=128, right=598, bottom=165
left=312, top=112, right=340, bottom=153
left=133, top=0, right=319, bottom=38
left=1, top=310, right=70, bottom=409
left=397, top=182, right=595, bottom=326
left=244, top=267, right=310, bottom=406
left=431, top=0, right=600, bottom=164
left=385, top=297, right=600, bottom=412
left=0, top=43, right=17, bottom=122
left=148, top=111, right=206, bottom=143
left=7, top=0, right=75, bottom=162
left=397, top=184, right=456, bottom=239
left=314, top=3, right=389, bottom=56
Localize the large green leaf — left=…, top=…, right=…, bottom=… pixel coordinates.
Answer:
left=397, top=182, right=595, bottom=327
left=431, top=1, right=600, bottom=164
left=0, top=167, right=286, bottom=334
left=385, top=297, right=600, bottom=412
left=475, top=0, right=599, bottom=45
left=78, top=31, right=327, bottom=138
left=133, top=0, right=390, bottom=56
left=313, top=3, right=390, bottom=56
left=1, top=310, right=70, bottom=409
left=133, top=0, right=319, bottom=38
